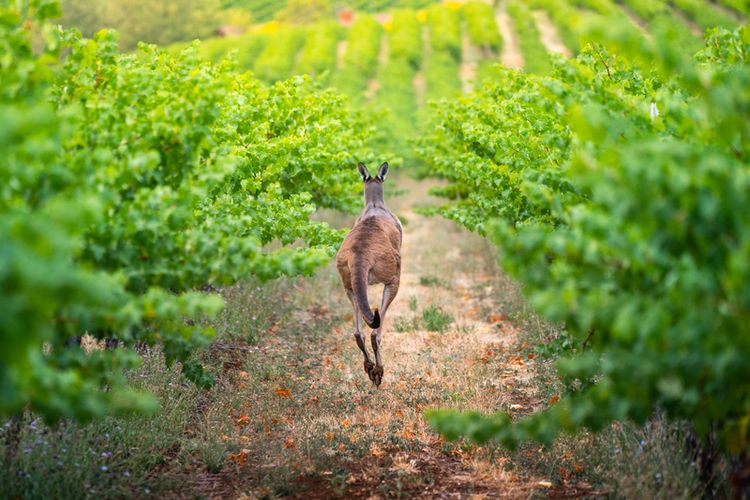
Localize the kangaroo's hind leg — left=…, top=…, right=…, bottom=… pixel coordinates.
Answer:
left=346, top=288, right=374, bottom=376
left=369, top=280, right=399, bottom=386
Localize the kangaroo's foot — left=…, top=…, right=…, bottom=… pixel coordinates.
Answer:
left=364, top=360, right=375, bottom=377
left=368, top=365, right=384, bottom=386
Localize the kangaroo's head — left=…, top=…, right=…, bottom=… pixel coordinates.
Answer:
left=358, top=162, right=389, bottom=206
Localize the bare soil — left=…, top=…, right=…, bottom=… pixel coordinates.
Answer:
left=618, top=4, right=653, bottom=38
left=366, top=35, right=389, bottom=102
left=709, top=0, right=746, bottom=22
left=459, top=32, right=480, bottom=93
left=531, top=10, right=572, bottom=58
left=670, top=7, right=703, bottom=37
left=496, top=3, right=524, bottom=69
left=336, top=40, right=348, bottom=70
left=413, top=27, right=428, bottom=108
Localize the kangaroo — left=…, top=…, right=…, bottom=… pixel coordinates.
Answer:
left=336, top=162, right=402, bottom=386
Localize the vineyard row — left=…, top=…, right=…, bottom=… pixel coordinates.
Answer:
left=183, top=0, right=745, bottom=106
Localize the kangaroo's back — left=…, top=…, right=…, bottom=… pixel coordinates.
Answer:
left=338, top=215, right=401, bottom=263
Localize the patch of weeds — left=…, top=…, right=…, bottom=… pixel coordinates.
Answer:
left=213, top=279, right=291, bottom=344
left=456, top=323, right=476, bottom=334
left=422, top=305, right=453, bottom=333
left=393, top=317, right=409, bottom=332
left=376, top=461, right=431, bottom=498
left=271, top=468, right=299, bottom=497
left=394, top=296, right=421, bottom=332
left=419, top=275, right=443, bottom=287
left=449, top=391, right=464, bottom=402
left=212, top=270, right=346, bottom=346
left=328, top=470, right=349, bottom=496
left=519, top=417, right=719, bottom=498
left=249, top=361, right=284, bottom=382
left=413, top=201, right=441, bottom=216
left=0, top=351, right=210, bottom=498
left=532, top=330, right=575, bottom=359
left=199, top=440, right=230, bottom=473
left=246, top=465, right=299, bottom=497
left=408, top=295, right=418, bottom=312
left=394, top=316, right=420, bottom=333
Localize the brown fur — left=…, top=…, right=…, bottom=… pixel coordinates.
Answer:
left=336, top=162, right=401, bottom=385
left=337, top=217, right=401, bottom=324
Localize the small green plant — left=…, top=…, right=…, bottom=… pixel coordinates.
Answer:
left=419, top=275, right=442, bottom=287
left=456, top=323, right=476, bottom=335
left=408, top=295, right=418, bottom=312
left=394, top=316, right=420, bottom=333
left=421, top=305, right=453, bottom=333
left=328, top=470, right=349, bottom=496
left=200, top=441, right=229, bottom=473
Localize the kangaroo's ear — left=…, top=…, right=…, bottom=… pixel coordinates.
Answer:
left=376, top=162, right=389, bottom=182
left=357, top=162, right=371, bottom=182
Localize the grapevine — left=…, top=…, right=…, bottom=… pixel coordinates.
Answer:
left=423, top=27, right=750, bottom=459
left=0, top=0, right=377, bottom=421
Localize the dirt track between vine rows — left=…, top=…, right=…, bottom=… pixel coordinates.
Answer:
left=187, top=173, right=597, bottom=498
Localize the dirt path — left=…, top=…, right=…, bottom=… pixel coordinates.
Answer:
left=336, top=40, right=348, bottom=70
left=366, top=35, right=389, bottom=101
left=618, top=3, right=652, bottom=39
left=460, top=32, right=480, bottom=93
left=496, top=2, right=524, bottom=69
left=710, top=0, right=746, bottom=22
left=671, top=7, right=703, bottom=37
left=206, top=173, right=564, bottom=498
left=531, top=10, right=572, bottom=58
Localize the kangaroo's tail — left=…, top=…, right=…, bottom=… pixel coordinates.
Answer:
left=351, top=258, right=380, bottom=329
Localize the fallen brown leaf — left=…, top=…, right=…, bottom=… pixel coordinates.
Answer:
left=488, top=313, right=509, bottom=323
left=275, top=387, right=291, bottom=398
left=508, top=356, right=525, bottom=366
left=228, top=449, right=250, bottom=465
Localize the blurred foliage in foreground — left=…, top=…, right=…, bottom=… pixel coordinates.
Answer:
left=422, top=25, right=750, bottom=463
left=1, top=0, right=377, bottom=422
